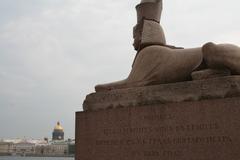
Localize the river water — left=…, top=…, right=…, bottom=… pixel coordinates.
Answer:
left=0, top=156, right=74, bottom=160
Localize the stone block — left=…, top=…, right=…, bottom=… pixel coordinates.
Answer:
left=84, top=76, right=240, bottom=111
left=76, top=97, right=240, bottom=160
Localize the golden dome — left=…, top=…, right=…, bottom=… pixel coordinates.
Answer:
left=54, top=122, right=64, bottom=131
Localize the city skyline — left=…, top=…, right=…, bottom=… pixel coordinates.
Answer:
left=1, top=0, right=240, bottom=139
left=0, top=121, right=68, bottom=140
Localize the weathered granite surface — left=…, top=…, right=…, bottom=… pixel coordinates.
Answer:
left=76, top=97, right=240, bottom=160
left=191, top=69, right=231, bottom=80
left=84, top=76, right=240, bottom=111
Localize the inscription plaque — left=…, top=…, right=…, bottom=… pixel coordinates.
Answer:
left=76, top=97, right=240, bottom=160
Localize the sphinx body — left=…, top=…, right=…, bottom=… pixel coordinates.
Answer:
left=95, top=0, right=240, bottom=92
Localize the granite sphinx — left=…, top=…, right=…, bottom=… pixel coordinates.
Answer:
left=76, top=2, right=240, bottom=159
left=95, top=0, right=240, bottom=92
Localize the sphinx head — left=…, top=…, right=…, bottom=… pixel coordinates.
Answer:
left=133, top=20, right=166, bottom=51
left=133, top=0, right=164, bottom=51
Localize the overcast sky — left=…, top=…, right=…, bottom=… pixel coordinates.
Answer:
left=0, top=0, right=240, bottom=139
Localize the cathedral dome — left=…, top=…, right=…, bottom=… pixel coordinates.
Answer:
left=52, top=122, right=64, bottom=141
left=54, top=122, right=64, bottom=131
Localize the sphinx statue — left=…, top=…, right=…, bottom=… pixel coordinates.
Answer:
left=95, top=0, right=240, bottom=92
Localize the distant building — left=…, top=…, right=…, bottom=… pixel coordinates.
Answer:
left=35, top=143, right=68, bottom=157
left=0, top=141, right=14, bottom=156
left=52, top=122, right=64, bottom=141
left=0, top=122, right=75, bottom=157
left=0, top=139, right=47, bottom=156
left=34, top=122, right=74, bottom=157
left=49, top=140, right=68, bottom=156
left=67, top=139, right=75, bottom=156
left=35, top=140, right=74, bottom=157
left=13, top=140, right=36, bottom=156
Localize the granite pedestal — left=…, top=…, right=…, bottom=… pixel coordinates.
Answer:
left=75, top=76, right=240, bottom=160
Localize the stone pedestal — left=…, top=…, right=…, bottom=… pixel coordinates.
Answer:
left=75, top=76, right=240, bottom=160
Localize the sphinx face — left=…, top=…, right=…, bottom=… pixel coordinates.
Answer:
left=133, top=24, right=142, bottom=51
